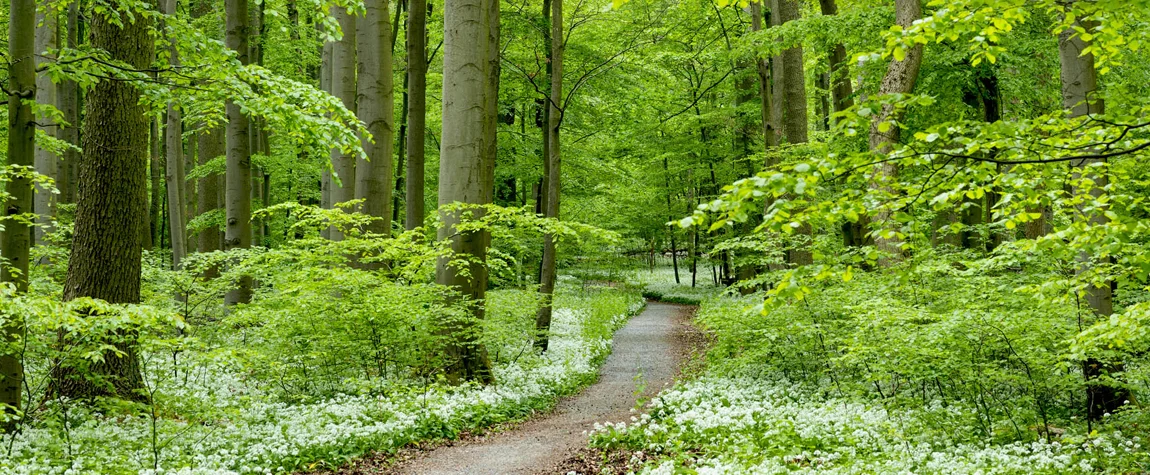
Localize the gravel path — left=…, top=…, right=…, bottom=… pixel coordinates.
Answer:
left=386, top=301, right=695, bottom=475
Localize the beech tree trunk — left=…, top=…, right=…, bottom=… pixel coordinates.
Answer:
left=329, top=7, right=357, bottom=241
left=164, top=0, right=187, bottom=269
left=146, top=117, right=160, bottom=251
left=355, top=0, right=395, bottom=236
left=767, top=0, right=785, bottom=148
left=320, top=40, right=332, bottom=238
left=868, top=0, right=923, bottom=268
left=54, top=0, right=155, bottom=400
left=437, top=0, right=498, bottom=384
left=1, top=0, right=36, bottom=424
left=224, top=0, right=253, bottom=305
left=1058, top=10, right=1126, bottom=420
left=406, top=0, right=428, bottom=230
left=197, top=126, right=225, bottom=264
left=534, top=0, right=563, bottom=351
left=58, top=2, right=80, bottom=205
left=33, top=9, right=58, bottom=245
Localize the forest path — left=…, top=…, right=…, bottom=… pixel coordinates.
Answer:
left=385, top=301, right=695, bottom=475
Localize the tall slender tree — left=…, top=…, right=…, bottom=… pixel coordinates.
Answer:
left=356, top=0, right=395, bottom=236
left=33, top=8, right=58, bottom=245
left=534, top=0, right=563, bottom=351
left=224, top=0, right=253, bottom=304
left=58, top=2, right=81, bottom=205
left=777, top=0, right=812, bottom=266
left=406, top=0, right=428, bottom=230
left=1, top=0, right=37, bottom=425
left=197, top=127, right=225, bottom=264
left=329, top=7, right=357, bottom=241
left=437, top=0, right=498, bottom=383
left=1057, top=7, right=1126, bottom=420
left=869, top=0, right=923, bottom=267
left=164, top=0, right=188, bottom=269
left=54, top=0, right=155, bottom=399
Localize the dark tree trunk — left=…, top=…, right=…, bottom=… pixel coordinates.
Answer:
left=405, top=0, right=428, bottom=230
left=53, top=0, right=155, bottom=400
left=534, top=0, right=563, bottom=351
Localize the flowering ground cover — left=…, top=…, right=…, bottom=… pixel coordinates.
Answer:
left=1, top=285, right=644, bottom=475
left=595, top=265, right=1150, bottom=474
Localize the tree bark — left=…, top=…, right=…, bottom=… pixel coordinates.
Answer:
left=356, top=0, right=395, bottom=236
left=750, top=2, right=776, bottom=150
left=777, top=0, right=812, bottom=266
left=197, top=126, right=224, bottom=265
left=146, top=117, right=160, bottom=251
left=33, top=8, right=58, bottom=245
left=329, top=7, right=357, bottom=241
left=767, top=0, right=785, bottom=148
left=534, top=0, right=563, bottom=351
left=405, top=0, right=428, bottom=230
left=58, top=2, right=80, bottom=205
left=437, top=0, right=498, bottom=384
left=54, top=0, right=155, bottom=399
left=1058, top=10, right=1125, bottom=420
left=818, top=0, right=854, bottom=123
left=163, top=0, right=187, bottom=269
left=224, top=0, right=252, bottom=305
left=868, top=0, right=923, bottom=267
left=1, top=0, right=37, bottom=424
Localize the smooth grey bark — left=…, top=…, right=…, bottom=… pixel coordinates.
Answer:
left=163, top=0, right=187, bottom=269
left=767, top=0, right=784, bottom=147
left=2, top=0, right=36, bottom=426
left=58, top=1, right=80, bottom=205
left=320, top=40, right=332, bottom=238
left=356, top=0, right=395, bottom=236
left=1058, top=10, right=1125, bottom=420
left=55, top=0, right=154, bottom=400
left=329, top=7, right=357, bottom=241
left=437, top=0, right=498, bottom=384
left=197, top=126, right=224, bottom=262
left=33, top=8, right=58, bottom=245
left=868, top=0, right=923, bottom=268
left=224, top=0, right=252, bottom=304
left=405, top=0, right=428, bottom=230
left=534, top=0, right=563, bottom=351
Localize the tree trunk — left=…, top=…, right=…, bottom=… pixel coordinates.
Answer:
left=777, top=0, right=812, bottom=266
left=750, top=3, right=776, bottom=151
left=1, top=0, right=37, bottom=424
left=405, top=0, right=428, bottom=230
left=1058, top=11, right=1125, bottom=421
left=320, top=39, right=332, bottom=239
left=54, top=0, right=155, bottom=400
left=868, top=0, right=923, bottom=268
left=224, top=0, right=252, bottom=305
left=437, top=0, right=498, bottom=384
left=356, top=0, right=395, bottom=237
left=818, top=0, right=854, bottom=123
left=329, top=7, right=357, bottom=241
left=197, top=125, right=224, bottom=272
left=33, top=9, right=58, bottom=246
left=58, top=2, right=80, bottom=205
left=163, top=0, right=187, bottom=269
left=534, top=0, right=563, bottom=351
left=146, top=117, right=160, bottom=251
left=663, top=156, right=680, bottom=284
left=767, top=0, right=785, bottom=148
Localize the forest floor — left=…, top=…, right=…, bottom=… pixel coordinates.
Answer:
left=338, top=301, right=698, bottom=475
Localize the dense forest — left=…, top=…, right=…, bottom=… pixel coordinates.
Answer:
left=2, top=0, right=1150, bottom=472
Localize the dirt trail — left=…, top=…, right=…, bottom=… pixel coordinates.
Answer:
left=386, top=301, right=694, bottom=475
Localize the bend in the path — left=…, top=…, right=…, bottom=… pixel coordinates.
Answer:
left=386, top=301, right=694, bottom=475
